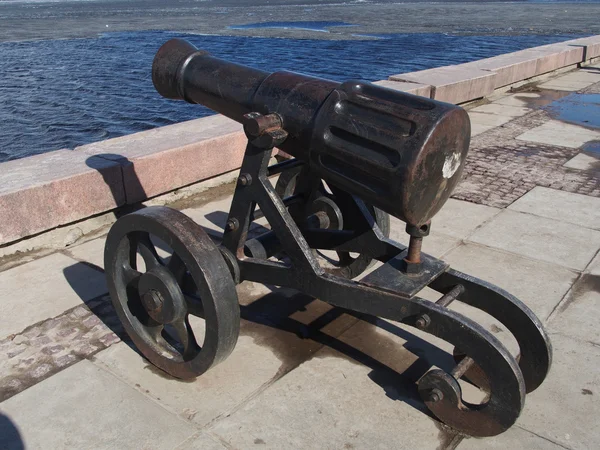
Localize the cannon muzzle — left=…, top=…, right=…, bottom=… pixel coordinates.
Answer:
left=152, top=38, right=471, bottom=226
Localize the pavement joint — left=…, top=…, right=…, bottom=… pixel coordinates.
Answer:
left=514, top=426, right=574, bottom=450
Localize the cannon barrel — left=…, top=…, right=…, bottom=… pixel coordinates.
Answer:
left=152, top=39, right=471, bottom=226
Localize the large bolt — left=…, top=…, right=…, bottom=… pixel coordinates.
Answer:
left=238, top=173, right=252, bottom=186
left=429, top=388, right=444, bottom=403
left=142, top=289, right=164, bottom=313
left=225, top=218, right=239, bottom=232
left=415, top=314, right=431, bottom=329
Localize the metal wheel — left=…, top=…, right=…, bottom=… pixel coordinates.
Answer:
left=275, top=166, right=390, bottom=278
left=104, top=206, right=240, bottom=380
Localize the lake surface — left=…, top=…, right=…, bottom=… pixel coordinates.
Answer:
left=0, top=29, right=589, bottom=162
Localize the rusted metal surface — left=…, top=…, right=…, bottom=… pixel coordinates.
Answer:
left=103, top=39, right=552, bottom=440
left=152, top=38, right=470, bottom=227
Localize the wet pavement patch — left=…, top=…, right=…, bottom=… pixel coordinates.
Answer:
left=582, top=140, right=600, bottom=157
left=544, top=93, right=600, bottom=130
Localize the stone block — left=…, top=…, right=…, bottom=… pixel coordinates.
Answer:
left=468, top=111, right=513, bottom=128
left=470, top=123, right=494, bottom=136
left=492, top=92, right=546, bottom=107
left=563, top=153, right=600, bottom=170
left=509, top=186, right=600, bottom=231
left=470, top=103, right=532, bottom=117
left=426, top=198, right=501, bottom=239
left=463, top=53, right=540, bottom=88
left=566, top=35, right=600, bottom=60
left=389, top=66, right=496, bottom=104
left=0, top=149, right=124, bottom=245
left=468, top=209, right=600, bottom=271
left=463, top=43, right=584, bottom=88
left=549, top=274, right=600, bottom=345
left=538, top=70, right=600, bottom=91
left=515, top=334, right=600, bottom=450
left=0, top=360, right=196, bottom=449
left=0, top=253, right=107, bottom=340
left=372, top=79, right=432, bottom=98
left=516, top=120, right=600, bottom=149
left=526, top=43, right=585, bottom=76
left=443, top=243, right=578, bottom=321
left=78, top=115, right=246, bottom=204
left=209, top=319, right=457, bottom=450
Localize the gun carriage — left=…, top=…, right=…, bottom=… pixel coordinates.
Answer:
left=104, top=39, right=552, bottom=437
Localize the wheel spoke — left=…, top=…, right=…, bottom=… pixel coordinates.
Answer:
left=172, top=316, right=200, bottom=361
left=167, top=253, right=186, bottom=283
left=184, top=294, right=205, bottom=318
left=128, top=232, right=163, bottom=270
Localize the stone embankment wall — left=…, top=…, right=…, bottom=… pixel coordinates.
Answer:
left=1, top=35, right=599, bottom=256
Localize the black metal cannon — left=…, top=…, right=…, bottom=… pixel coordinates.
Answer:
left=104, top=39, right=552, bottom=438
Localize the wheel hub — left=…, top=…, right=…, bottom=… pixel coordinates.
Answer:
left=138, top=266, right=186, bottom=324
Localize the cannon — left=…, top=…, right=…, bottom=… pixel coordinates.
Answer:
left=104, top=39, right=552, bottom=438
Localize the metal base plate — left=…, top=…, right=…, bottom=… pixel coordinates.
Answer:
left=360, top=250, right=449, bottom=298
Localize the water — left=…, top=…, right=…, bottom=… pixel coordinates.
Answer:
left=544, top=93, right=600, bottom=129
left=0, top=30, right=587, bottom=162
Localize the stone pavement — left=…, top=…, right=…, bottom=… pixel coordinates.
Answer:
left=1, top=64, right=600, bottom=450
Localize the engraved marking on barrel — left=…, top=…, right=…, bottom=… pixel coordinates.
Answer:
left=442, top=152, right=462, bottom=179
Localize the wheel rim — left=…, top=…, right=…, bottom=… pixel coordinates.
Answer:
left=104, top=206, right=240, bottom=379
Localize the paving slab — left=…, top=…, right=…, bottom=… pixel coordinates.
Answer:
left=67, top=236, right=107, bottom=269
left=548, top=273, right=600, bottom=345
left=516, top=120, right=600, bottom=149
left=491, top=92, right=549, bottom=107
left=209, top=318, right=457, bottom=450
left=0, top=149, right=124, bottom=245
left=515, top=333, right=600, bottom=450
left=443, top=243, right=578, bottom=321
left=372, top=79, right=432, bottom=98
left=509, top=186, right=600, bottom=230
left=388, top=226, right=460, bottom=259
left=470, top=123, right=494, bottom=136
left=468, top=209, right=600, bottom=271
left=469, top=103, right=532, bottom=117
left=0, top=360, right=196, bottom=450
left=78, top=115, right=246, bottom=204
left=390, top=66, right=496, bottom=104
left=459, top=427, right=566, bottom=450
left=563, top=152, right=600, bottom=170
left=424, top=198, right=500, bottom=239
left=538, top=76, right=600, bottom=91
left=468, top=111, right=513, bottom=128
left=588, top=252, right=600, bottom=275
left=94, top=287, right=357, bottom=428
left=176, top=432, right=228, bottom=450
left=0, top=253, right=107, bottom=340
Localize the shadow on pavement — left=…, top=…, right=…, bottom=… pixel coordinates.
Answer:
left=0, top=413, right=24, bottom=450
left=77, top=153, right=452, bottom=422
